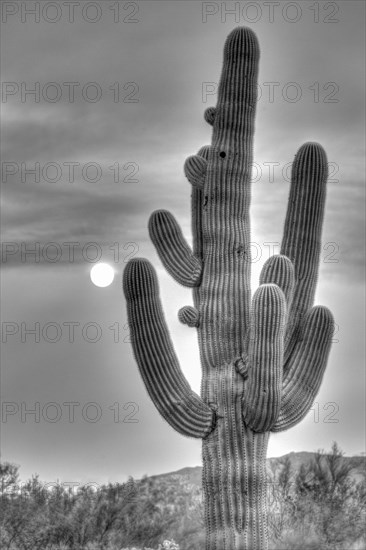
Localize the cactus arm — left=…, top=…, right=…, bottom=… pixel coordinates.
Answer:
left=238, top=255, right=293, bottom=429
left=272, top=305, right=334, bottom=432
left=242, top=284, right=286, bottom=432
left=178, top=305, right=200, bottom=327
left=191, top=145, right=210, bottom=262
left=280, top=142, right=329, bottom=361
left=259, top=255, right=295, bottom=310
left=184, top=155, right=208, bottom=189
left=148, top=210, right=202, bottom=287
left=269, top=142, right=334, bottom=431
left=204, top=107, right=216, bottom=126
left=149, top=144, right=211, bottom=285
left=123, top=257, right=215, bottom=438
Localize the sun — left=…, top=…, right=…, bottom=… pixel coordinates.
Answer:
left=90, top=263, right=115, bottom=287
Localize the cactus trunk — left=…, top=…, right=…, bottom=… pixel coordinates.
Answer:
left=122, top=26, right=334, bottom=550
left=202, top=371, right=269, bottom=549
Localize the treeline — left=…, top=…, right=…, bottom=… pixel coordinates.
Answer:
left=0, top=443, right=365, bottom=550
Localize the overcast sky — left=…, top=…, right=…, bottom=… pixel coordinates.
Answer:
left=1, top=0, right=365, bottom=487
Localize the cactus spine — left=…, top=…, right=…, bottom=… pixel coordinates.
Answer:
left=123, top=27, right=334, bottom=550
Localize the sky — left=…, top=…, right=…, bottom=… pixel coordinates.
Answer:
left=1, top=0, right=365, bottom=488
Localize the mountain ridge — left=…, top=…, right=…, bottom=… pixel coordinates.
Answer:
left=144, top=451, right=366, bottom=488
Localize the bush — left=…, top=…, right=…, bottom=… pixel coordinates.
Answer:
left=268, top=443, right=366, bottom=550
left=1, top=445, right=365, bottom=550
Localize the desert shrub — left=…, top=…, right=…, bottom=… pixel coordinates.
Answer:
left=268, top=443, right=366, bottom=550
left=1, top=445, right=365, bottom=550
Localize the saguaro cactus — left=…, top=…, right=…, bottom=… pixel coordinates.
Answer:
left=123, top=27, right=334, bottom=550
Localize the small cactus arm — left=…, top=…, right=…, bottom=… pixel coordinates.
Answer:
left=123, top=27, right=334, bottom=550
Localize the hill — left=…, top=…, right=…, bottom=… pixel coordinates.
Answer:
left=146, top=451, right=366, bottom=488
